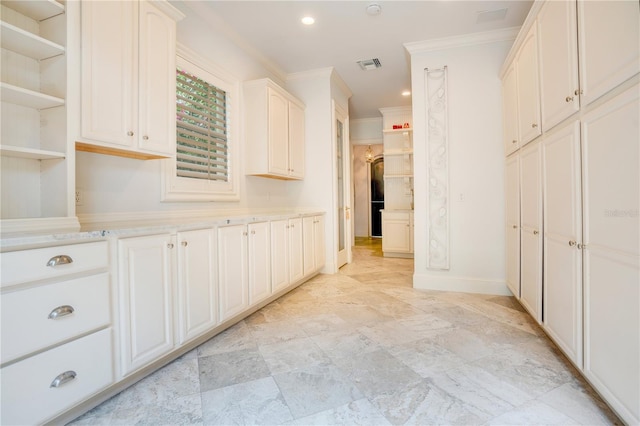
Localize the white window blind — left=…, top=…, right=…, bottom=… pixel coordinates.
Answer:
left=176, top=68, right=229, bottom=181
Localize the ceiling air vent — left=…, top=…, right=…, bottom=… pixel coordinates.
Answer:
left=357, top=58, right=382, bottom=71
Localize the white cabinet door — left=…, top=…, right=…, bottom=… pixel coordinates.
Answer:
left=176, top=228, right=217, bottom=345
left=516, top=25, right=542, bottom=145
left=303, top=216, right=316, bottom=277
left=582, top=85, right=639, bottom=425
left=248, top=222, right=271, bottom=305
left=542, top=120, right=582, bottom=366
left=81, top=0, right=136, bottom=147
left=382, top=212, right=411, bottom=254
left=288, top=101, right=305, bottom=179
left=502, top=64, right=520, bottom=155
left=118, top=234, right=174, bottom=376
left=137, top=0, right=176, bottom=155
left=505, top=153, right=520, bottom=298
left=519, top=141, right=542, bottom=323
left=313, top=216, right=326, bottom=271
left=537, top=0, right=580, bottom=131
left=288, top=217, right=304, bottom=283
left=218, top=225, right=249, bottom=322
left=578, top=1, right=640, bottom=106
left=270, top=219, right=290, bottom=292
left=267, top=88, right=289, bottom=177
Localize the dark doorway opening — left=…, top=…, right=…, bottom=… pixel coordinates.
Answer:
left=371, top=157, right=384, bottom=237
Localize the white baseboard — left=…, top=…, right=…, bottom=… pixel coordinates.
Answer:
left=413, top=273, right=512, bottom=296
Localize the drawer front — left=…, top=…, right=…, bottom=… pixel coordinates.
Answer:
left=1, top=328, right=114, bottom=425
left=0, top=241, right=108, bottom=288
left=1, top=273, right=111, bottom=364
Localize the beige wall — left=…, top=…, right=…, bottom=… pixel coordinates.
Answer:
left=353, top=144, right=383, bottom=237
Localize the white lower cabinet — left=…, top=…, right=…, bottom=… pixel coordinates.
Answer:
left=542, top=120, right=583, bottom=366
left=505, top=153, right=520, bottom=298
left=271, top=219, right=290, bottom=292
left=248, top=222, right=271, bottom=306
left=519, top=141, right=543, bottom=323
left=382, top=210, right=414, bottom=257
left=288, top=217, right=304, bottom=283
left=118, top=233, right=175, bottom=376
left=582, top=86, right=639, bottom=424
left=303, top=215, right=326, bottom=276
left=176, top=229, right=217, bottom=345
left=1, top=328, right=114, bottom=425
left=218, top=225, right=249, bottom=322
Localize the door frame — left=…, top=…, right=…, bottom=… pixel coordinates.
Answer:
left=333, top=100, right=352, bottom=268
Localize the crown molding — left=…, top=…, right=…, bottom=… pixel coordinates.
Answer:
left=404, top=26, right=520, bottom=55
left=499, top=0, right=545, bottom=78
left=330, top=68, right=353, bottom=99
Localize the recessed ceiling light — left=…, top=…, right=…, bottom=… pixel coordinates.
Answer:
left=301, top=16, right=315, bottom=25
left=402, top=91, right=411, bottom=97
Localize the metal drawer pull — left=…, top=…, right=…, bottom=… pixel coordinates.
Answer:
left=48, top=305, right=75, bottom=320
left=568, top=240, right=577, bottom=247
left=46, top=255, right=73, bottom=267
left=50, top=371, right=77, bottom=388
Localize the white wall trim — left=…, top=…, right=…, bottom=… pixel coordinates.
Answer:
left=413, top=273, right=512, bottom=296
left=330, top=68, right=353, bottom=99
left=404, top=27, right=520, bottom=55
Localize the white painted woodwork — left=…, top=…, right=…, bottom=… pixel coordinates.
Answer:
left=1, top=273, right=110, bottom=364
left=578, top=1, right=640, bottom=106
left=505, top=153, right=520, bottom=298
left=382, top=210, right=413, bottom=255
left=176, top=228, right=217, bottom=345
left=118, top=234, right=175, bottom=376
left=270, top=219, right=290, bottom=292
left=303, top=216, right=316, bottom=277
left=582, top=85, right=639, bottom=424
left=0, top=328, right=113, bottom=425
left=515, top=25, right=541, bottom=145
left=502, top=64, right=520, bottom=155
left=248, top=222, right=271, bottom=306
left=288, top=217, right=304, bottom=283
left=313, top=215, right=326, bottom=271
left=288, top=101, right=305, bottom=179
left=519, top=141, right=542, bottom=323
left=81, top=0, right=179, bottom=156
left=542, top=120, right=582, bottom=366
left=244, top=78, right=306, bottom=180
left=537, top=0, right=579, bottom=131
left=217, top=225, right=249, bottom=321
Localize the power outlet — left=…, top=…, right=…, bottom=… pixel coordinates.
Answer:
left=75, top=190, right=83, bottom=206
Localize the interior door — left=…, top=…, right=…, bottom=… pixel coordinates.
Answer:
left=335, top=102, right=351, bottom=268
left=371, top=157, right=384, bottom=237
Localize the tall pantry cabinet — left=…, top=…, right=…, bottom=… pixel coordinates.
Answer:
left=501, top=1, right=639, bottom=423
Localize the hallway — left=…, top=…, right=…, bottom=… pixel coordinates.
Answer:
left=71, top=239, right=619, bottom=425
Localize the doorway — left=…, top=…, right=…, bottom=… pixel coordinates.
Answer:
left=335, top=102, right=351, bottom=269
left=370, top=157, right=384, bottom=237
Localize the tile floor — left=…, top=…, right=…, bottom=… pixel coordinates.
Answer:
left=71, top=238, right=620, bottom=425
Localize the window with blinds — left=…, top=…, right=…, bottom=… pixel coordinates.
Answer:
left=176, top=68, right=229, bottom=182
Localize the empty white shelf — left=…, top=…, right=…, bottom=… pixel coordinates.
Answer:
left=2, top=0, right=65, bottom=21
left=1, top=22, right=65, bottom=60
left=383, top=128, right=413, bottom=134
left=0, top=145, right=65, bottom=160
left=1, top=82, right=64, bottom=109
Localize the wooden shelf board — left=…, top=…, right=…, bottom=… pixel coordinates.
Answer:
left=2, top=0, right=65, bottom=21
left=1, top=82, right=64, bottom=109
left=1, top=21, right=65, bottom=60
left=76, top=142, right=170, bottom=160
left=0, top=145, right=65, bottom=160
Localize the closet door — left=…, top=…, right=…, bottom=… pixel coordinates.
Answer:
left=516, top=25, right=542, bottom=145
left=505, top=153, right=520, bottom=298
left=582, top=85, right=639, bottom=425
left=519, top=141, right=542, bottom=323
left=542, top=120, right=582, bottom=367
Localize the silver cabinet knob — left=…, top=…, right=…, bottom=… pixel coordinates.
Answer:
left=533, top=230, right=539, bottom=235
left=48, top=305, right=75, bottom=320
left=46, top=255, right=73, bottom=267
left=568, top=240, right=577, bottom=247
left=50, top=371, right=77, bottom=388
left=167, top=243, right=174, bottom=249
left=565, top=96, right=574, bottom=102
left=142, top=135, right=149, bottom=140
left=531, top=123, right=538, bottom=128
left=574, top=89, right=583, bottom=96
left=181, top=241, right=188, bottom=247
left=127, top=131, right=134, bottom=136
left=512, top=140, right=517, bottom=144
left=512, top=225, right=518, bottom=229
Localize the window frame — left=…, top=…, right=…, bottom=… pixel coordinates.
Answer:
left=162, top=46, right=240, bottom=202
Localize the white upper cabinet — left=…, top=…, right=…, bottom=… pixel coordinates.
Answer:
left=578, top=1, right=640, bottom=106
left=537, top=0, right=580, bottom=131
left=244, top=78, right=305, bottom=180
left=80, top=0, right=183, bottom=158
left=515, top=25, right=542, bottom=145
left=502, top=64, right=520, bottom=155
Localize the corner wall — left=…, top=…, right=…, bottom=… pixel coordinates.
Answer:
left=408, top=36, right=513, bottom=295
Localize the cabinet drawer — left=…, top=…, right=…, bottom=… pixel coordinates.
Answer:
left=1, top=328, right=114, bottom=425
left=0, top=241, right=108, bottom=288
left=1, top=273, right=111, bottom=364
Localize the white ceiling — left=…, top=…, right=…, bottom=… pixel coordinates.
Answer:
left=183, top=1, right=533, bottom=119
